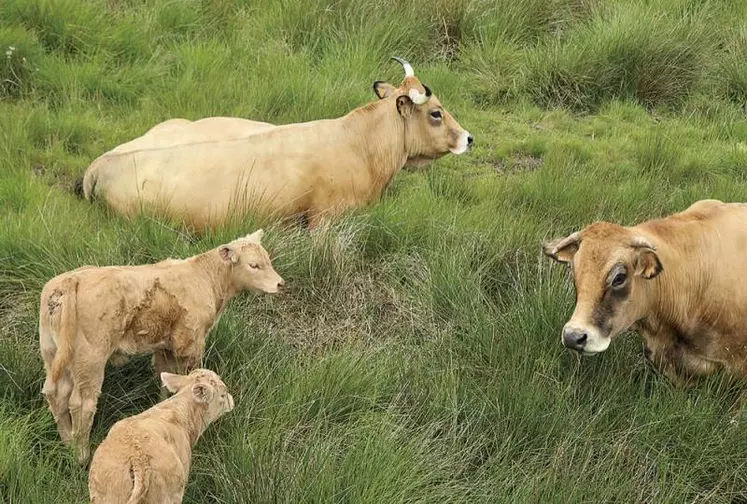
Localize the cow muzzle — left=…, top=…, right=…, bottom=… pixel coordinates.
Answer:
left=562, top=326, right=588, bottom=352
left=450, top=130, right=474, bottom=155
left=561, top=323, right=609, bottom=355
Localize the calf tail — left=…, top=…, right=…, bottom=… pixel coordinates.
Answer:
left=127, top=460, right=149, bottom=504
left=49, top=277, right=79, bottom=383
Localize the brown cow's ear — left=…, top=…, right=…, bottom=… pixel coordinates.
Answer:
left=634, top=248, right=663, bottom=279
left=396, top=95, right=414, bottom=117
left=219, top=245, right=239, bottom=264
left=192, top=383, right=215, bottom=404
left=542, top=232, right=581, bottom=263
left=161, top=372, right=189, bottom=393
left=373, top=81, right=396, bottom=99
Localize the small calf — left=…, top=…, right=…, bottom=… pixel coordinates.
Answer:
left=40, top=229, right=282, bottom=464
left=89, top=368, right=234, bottom=503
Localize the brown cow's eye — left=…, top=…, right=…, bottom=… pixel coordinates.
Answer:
left=611, top=272, right=627, bottom=287
left=430, top=110, right=442, bottom=120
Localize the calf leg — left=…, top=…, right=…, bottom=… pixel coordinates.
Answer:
left=154, top=349, right=180, bottom=400
left=69, top=363, right=106, bottom=466
left=40, top=329, right=74, bottom=443
left=42, top=368, right=74, bottom=444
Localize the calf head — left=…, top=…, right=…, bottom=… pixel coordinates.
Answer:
left=373, top=57, right=473, bottom=166
left=219, top=229, right=285, bottom=294
left=161, top=368, right=235, bottom=424
left=543, top=222, right=663, bottom=354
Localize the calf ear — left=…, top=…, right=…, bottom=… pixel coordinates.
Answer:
left=219, top=245, right=239, bottom=264
left=192, top=383, right=215, bottom=404
left=396, top=95, right=415, bottom=118
left=245, top=229, right=264, bottom=243
left=161, top=372, right=189, bottom=393
left=542, top=232, right=581, bottom=263
left=634, top=248, right=663, bottom=279
left=373, top=81, right=396, bottom=99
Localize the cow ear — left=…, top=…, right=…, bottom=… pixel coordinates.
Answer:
left=373, top=81, right=396, bottom=99
left=219, top=245, right=239, bottom=264
left=396, top=95, right=414, bottom=117
left=192, top=383, right=215, bottom=404
left=245, top=229, right=264, bottom=243
left=161, top=372, right=189, bottom=393
left=543, top=232, right=581, bottom=264
left=634, top=248, right=663, bottom=279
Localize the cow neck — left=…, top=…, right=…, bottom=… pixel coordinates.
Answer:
left=194, top=250, right=238, bottom=316
left=156, top=394, right=209, bottom=446
left=342, top=99, right=407, bottom=196
left=637, top=228, right=701, bottom=331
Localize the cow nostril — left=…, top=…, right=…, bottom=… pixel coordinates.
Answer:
left=563, top=329, right=588, bottom=350
left=467, top=135, right=474, bottom=146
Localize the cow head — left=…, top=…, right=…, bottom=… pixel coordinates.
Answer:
left=543, top=222, right=663, bottom=354
left=219, top=229, right=285, bottom=294
left=161, top=368, right=235, bottom=424
left=373, top=56, right=473, bottom=166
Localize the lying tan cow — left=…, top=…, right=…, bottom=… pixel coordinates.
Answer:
left=543, top=199, right=747, bottom=386
left=39, top=229, right=282, bottom=464
left=89, top=368, right=234, bottom=504
left=108, top=117, right=274, bottom=155
left=76, top=57, right=473, bottom=230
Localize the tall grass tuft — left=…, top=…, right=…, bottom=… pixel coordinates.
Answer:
left=524, top=3, right=718, bottom=110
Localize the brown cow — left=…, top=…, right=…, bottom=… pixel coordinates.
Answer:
left=89, top=368, right=234, bottom=504
left=39, top=229, right=282, bottom=464
left=77, top=57, right=473, bottom=230
left=543, top=199, right=747, bottom=386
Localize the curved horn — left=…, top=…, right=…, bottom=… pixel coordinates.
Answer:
left=391, top=56, right=414, bottom=77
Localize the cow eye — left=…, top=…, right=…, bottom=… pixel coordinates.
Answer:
left=249, top=263, right=260, bottom=270
left=430, top=110, right=442, bottom=120
left=611, top=272, right=627, bottom=288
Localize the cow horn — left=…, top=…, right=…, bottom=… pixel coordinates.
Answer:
left=631, top=236, right=656, bottom=250
left=391, top=56, right=414, bottom=77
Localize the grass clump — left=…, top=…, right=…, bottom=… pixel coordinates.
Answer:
left=524, top=3, right=717, bottom=111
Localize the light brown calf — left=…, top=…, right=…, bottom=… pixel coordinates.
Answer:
left=88, top=368, right=234, bottom=504
left=543, top=199, right=747, bottom=386
left=39, top=229, right=282, bottom=464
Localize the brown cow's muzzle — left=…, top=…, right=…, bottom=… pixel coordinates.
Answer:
left=562, top=326, right=588, bottom=352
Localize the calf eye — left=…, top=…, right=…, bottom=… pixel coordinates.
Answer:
left=249, top=263, right=260, bottom=270
left=430, top=110, right=442, bottom=120
left=611, top=272, right=627, bottom=287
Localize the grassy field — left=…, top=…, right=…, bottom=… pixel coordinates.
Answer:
left=2, top=0, right=747, bottom=502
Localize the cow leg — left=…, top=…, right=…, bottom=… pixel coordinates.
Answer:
left=642, top=341, right=694, bottom=388
left=69, top=363, right=106, bottom=466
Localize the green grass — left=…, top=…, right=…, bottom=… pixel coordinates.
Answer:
left=2, top=0, right=747, bottom=502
